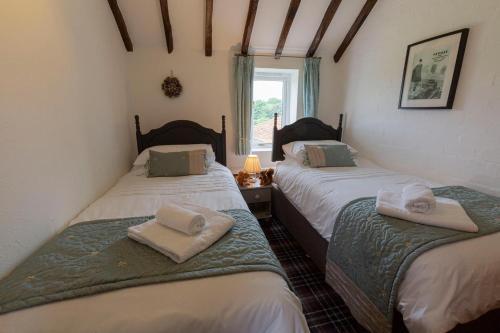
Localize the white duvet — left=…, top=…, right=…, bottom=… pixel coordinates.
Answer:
left=275, top=159, right=500, bottom=333
left=0, top=163, right=309, bottom=333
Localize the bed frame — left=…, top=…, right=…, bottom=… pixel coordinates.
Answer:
left=271, top=113, right=343, bottom=162
left=271, top=113, right=342, bottom=271
left=134, top=115, right=226, bottom=166
left=271, top=114, right=500, bottom=333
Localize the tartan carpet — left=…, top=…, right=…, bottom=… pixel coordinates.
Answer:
left=261, top=219, right=368, bottom=333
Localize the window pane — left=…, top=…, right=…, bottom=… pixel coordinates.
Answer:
left=252, top=80, right=283, bottom=147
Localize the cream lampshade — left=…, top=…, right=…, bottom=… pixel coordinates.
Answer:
left=243, top=155, right=261, bottom=182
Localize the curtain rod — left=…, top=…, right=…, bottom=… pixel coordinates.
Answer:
left=234, top=53, right=321, bottom=60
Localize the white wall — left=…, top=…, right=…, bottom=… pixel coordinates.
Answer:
left=0, top=1, right=132, bottom=277
left=121, top=0, right=347, bottom=172
left=324, top=0, right=500, bottom=196
left=127, top=49, right=338, bottom=171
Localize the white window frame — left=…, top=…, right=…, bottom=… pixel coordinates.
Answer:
left=251, top=68, right=298, bottom=151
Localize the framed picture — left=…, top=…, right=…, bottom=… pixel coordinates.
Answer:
left=399, top=28, right=469, bottom=109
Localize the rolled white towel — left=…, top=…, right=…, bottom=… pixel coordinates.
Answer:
left=376, top=190, right=478, bottom=233
left=128, top=208, right=235, bottom=263
left=156, top=204, right=206, bottom=235
left=402, top=183, right=436, bottom=214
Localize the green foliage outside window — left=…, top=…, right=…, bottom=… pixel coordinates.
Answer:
left=252, top=98, right=282, bottom=124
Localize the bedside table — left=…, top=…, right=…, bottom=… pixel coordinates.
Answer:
left=236, top=177, right=272, bottom=221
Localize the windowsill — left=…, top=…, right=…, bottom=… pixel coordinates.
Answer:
left=251, top=147, right=272, bottom=152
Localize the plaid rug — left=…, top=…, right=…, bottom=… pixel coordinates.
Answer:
left=261, top=219, right=368, bottom=333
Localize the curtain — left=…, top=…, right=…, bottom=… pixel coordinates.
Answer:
left=303, top=57, right=321, bottom=118
left=234, top=55, right=254, bottom=155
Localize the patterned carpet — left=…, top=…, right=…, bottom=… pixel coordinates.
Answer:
left=261, top=219, right=367, bottom=333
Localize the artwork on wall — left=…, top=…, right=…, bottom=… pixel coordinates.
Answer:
left=399, top=28, right=469, bottom=110
left=162, top=71, right=183, bottom=98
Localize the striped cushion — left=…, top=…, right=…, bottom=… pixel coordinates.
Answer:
left=147, top=150, right=208, bottom=177
left=304, top=145, right=356, bottom=168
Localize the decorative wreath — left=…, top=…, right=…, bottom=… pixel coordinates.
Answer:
left=162, top=73, right=183, bottom=98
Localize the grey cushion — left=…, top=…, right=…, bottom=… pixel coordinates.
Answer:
left=147, top=150, right=208, bottom=177
left=304, top=144, right=356, bottom=168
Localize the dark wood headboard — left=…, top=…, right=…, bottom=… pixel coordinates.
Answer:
left=134, top=115, right=227, bottom=166
left=272, top=113, right=343, bottom=162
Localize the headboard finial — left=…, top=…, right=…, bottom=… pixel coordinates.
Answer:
left=337, top=113, right=344, bottom=141
left=134, top=115, right=143, bottom=153
left=274, top=113, right=278, bottom=129
left=134, top=115, right=141, bottom=133
left=221, top=115, right=226, bottom=132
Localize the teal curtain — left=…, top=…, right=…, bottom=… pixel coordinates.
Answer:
left=303, top=57, right=321, bottom=118
left=234, top=55, right=254, bottom=155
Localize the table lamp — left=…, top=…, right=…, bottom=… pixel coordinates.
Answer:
left=243, top=154, right=261, bottom=183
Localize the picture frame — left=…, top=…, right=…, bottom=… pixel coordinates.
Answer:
left=399, top=28, right=469, bottom=110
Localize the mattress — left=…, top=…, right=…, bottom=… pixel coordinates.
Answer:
left=275, top=159, right=500, bottom=333
left=0, top=163, right=309, bottom=333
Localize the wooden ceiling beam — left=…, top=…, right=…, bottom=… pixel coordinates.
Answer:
left=159, top=0, right=173, bottom=53
left=306, top=0, right=342, bottom=57
left=275, top=0, right=301, bottom=59
left=107, top=0, right=133, bottom=52
left=241, top=0, right=259, bottom=56
left=205, top=0, right=214, bottom=56
left=334, top=0, right=377, bottom=62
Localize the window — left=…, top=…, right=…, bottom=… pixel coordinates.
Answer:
left=251, top=68, right=299, bottom=151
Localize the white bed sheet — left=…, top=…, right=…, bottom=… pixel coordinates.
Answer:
left=0, top=163, right=309, bottom=333
left=275, top=159, right=500, bottom=333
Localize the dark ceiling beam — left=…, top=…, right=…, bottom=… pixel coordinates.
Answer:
left=241, top=0, right=259, bottom=56
left=205, top=0, right=214, bottom=56
left=334, top=0, right=377, bottom=62
left=107, top=0, right=133, bottom=52
left=275, top=0, right=301, bottom=59
left=159, top=0, right=173, bottom=53
left=306, top=0, right=342, bottom=57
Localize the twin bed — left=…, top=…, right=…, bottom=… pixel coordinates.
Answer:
left=271, top=114, right=500, bottom=333
left=0, top=116, right=309, bottom=333
left=1, top=114, right=499, bottom=333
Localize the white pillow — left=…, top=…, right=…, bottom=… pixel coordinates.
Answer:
left=133, top=144, right=216, bottom=166
left=282, top=153, right=304, bottom=166
left=282, top=140, right=358, bottom=163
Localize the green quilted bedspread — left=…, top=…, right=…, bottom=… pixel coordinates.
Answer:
left=327, top=186, right=500, bottom=326
left=0, top=209, right=287, bottom=315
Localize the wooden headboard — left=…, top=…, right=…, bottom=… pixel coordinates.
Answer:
left=272, top=113, right=343, bottom=162
left=134, top=115, right=227, bottom=166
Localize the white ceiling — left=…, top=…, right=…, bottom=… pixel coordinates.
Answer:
left=118, top=0, right=370, bottom=56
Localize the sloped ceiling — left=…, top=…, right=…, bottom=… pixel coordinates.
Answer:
left=118, top=0, right=369, bottom=56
